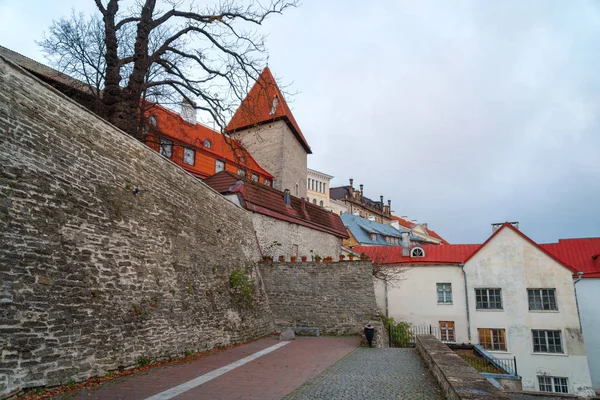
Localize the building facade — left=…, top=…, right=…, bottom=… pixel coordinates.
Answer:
left=307, top=168, right=333, bottom=208
left=357, top=224, right=595, bottom=397
left=226, top=67, right=311, bottom=198
left=330, top=179, right=392, bottom=224
left=204, top=171, right=348, bottom=260
left=330, top=198, right=348, bottom=216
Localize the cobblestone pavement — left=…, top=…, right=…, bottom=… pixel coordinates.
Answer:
left=284, top=348, right=444, bottom=400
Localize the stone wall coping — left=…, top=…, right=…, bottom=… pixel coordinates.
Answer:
left=416, top=334, right=509, bottom=399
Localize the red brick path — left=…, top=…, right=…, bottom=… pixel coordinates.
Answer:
left=70, top=336, right=360, bottom=400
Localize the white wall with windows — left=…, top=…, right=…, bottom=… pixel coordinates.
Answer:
left=375, top=265, right=469, bottom=344
left=307, top=168, right=333, bottom=208
left=465, top=227, right=593, bottom=396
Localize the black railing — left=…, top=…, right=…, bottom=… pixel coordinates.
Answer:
left=459, top=352, right=517, bottom=375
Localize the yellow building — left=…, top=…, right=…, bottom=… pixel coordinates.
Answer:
left=307, top=168, right=333, bottom=209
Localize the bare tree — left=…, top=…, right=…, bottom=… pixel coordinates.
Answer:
left=39, top=0, right=296, bottom=139
left=372, top=264, right=407, bottom=288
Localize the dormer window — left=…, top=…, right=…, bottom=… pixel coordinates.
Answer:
left=370, top=233, right=377, bottom=241
left=411, top=247, right=425, bottom=257
left=148, top=115, right=157, bottom=127
left=270, top=95, right=279, bottom=115
left=203, top=139, right=211, bottom=149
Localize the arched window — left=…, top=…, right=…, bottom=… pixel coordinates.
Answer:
left=410, top=247, right=425, bottom=257
left=312, top=199, right=317, bottom=204
left=319, top=200, right=324, bottom=207
left=148, top=115, right=157, bottom=126
left=204, top=139, right=211, bottom=148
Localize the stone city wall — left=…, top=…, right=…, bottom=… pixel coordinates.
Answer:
left=0, top=57, right=273, bottom=397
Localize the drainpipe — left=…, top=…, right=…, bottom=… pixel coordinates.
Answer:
left=574, top=271, right=584, bottom=331
left=461, top=264, right=471, bottom=343
left=385, top=278, right=389, bottom=317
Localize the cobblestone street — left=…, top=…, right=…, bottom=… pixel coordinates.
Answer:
left=284, top=348, right=444, bottom=400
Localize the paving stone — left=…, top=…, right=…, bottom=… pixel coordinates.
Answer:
left=284, top=348, right=444, bottom=400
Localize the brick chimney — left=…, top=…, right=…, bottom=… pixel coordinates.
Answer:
left=380, top=195, right=384, bottom=210
left=360, top=184, right=364, bottom=200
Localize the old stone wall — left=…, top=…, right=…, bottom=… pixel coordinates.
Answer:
left=235, top=120, right=307, bottom=198
left=252, top=213, right=342, bottom=260
left=259, top=261, right=379, bottom=335
left=0, top=57, right=273, bottom=397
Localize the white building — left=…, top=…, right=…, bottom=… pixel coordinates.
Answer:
left=359, top=223, right=595, bottom=397
left=307, top=168, right=333, bottom=209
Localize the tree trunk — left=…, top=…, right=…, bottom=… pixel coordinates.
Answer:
left=101, top=0, right=122, bottom=123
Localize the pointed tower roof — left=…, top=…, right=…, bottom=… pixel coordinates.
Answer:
left=226, top=67, right=312, bottom=154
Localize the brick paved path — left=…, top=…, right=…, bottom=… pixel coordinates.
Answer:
left=284, top=348, right=445, bottom=400
left=66, top=337, right=359, bottom=400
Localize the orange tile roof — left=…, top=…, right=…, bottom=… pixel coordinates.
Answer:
left=391, top=216, right=449, bottom=244
left=225, top=67, right=312, bottom=154
left=146, top=103, right=273, bottom=180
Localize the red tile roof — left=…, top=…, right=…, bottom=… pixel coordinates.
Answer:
left=147, top=103, right=273, bottom=180
left=357, top=223, right=593, bottom=276
left=542, top=238, right=600, bottom=278
left=204, top=171, right=348, bottom=239
left=355, top=244, right=479, bottom=265
left=225, top=67, right=312, bottom=154
left=391, top=216, right=450, bottom=244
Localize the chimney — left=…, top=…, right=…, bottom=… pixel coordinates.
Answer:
left=387, top=200, right=391, bottom=216
left=411, top=220, right=417, bottom=224
left=380, top=195, right=384, bottom=205
left=181, top=99, right=197, bottom=124
left=349, top=178, right=354, bottom=190
left=401, top=231, right=410, bottom=256
left=368, top=216, right=375, bottom=221
left=492, top=221, right=519, bottom=233
left=360, top=184, right=364, bottom=199
left=283, top=189, right=291, bottom=207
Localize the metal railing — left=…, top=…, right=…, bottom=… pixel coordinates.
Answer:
left=459, top=352, right=517, bottom=376
left=388, top=324, right=441, bottom=348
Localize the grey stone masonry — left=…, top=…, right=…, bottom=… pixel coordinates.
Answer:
left=0, top=57, right=274, bottom=397
left=259, top=261, right=380, bottom=336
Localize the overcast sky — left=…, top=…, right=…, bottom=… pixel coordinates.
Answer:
left=2, top=0, right=599, bottom=244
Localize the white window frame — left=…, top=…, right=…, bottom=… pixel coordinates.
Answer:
left=538, top=376, right=568, bottom=393
left=264, top=179, right=271, bottom=187
left=237, top=168, right=246, bottom=177
left=410, top=247, right=425, bottom=257
left=159, top=139, right=173, bottom=158
left=183, top=147, right=195, bottom=165
left=203, top=139, right=211, bottom=148
left=215, top=159, right=225, bottom=173
left=251, top=174, right=259, bottom=182
left=528, top=289, right=558, bottom=311
left=437, top=283, right=453, bottom=304
left=475, top=288, right=503, bottom=310
left=439, top=321, right=455, bottom=342
left=532, top=330, right=563, bottom=354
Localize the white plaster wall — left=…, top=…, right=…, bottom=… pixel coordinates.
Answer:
left=465, top=227, right=593, bottom=396
left=330, top=199, right=348, bottom=216
left=252, top=213, right=341, bottom=259
left=383, top=265, right=469, bottom=343
left=576, top=278, right=600, bottom=389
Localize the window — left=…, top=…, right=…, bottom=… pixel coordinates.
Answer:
left=270, top=95, right=279, bottom=115
left=215, top=160, right=225, bottom=173
left=264, top=179, right=271, bottom=187
left=203, top=139, right=211, bottom=148
left=440, top=321, right=455, bottom=342
left=538, top=376, right=568, bottom=393
left=410, top=247, right=425, bottom=257
left=251, top=174, right=259, bottom=182
left=237, top=168, right=246, bottom=177
left=370, top=233, right=377, bottom=241
left=528, top=289, right=557, bottom=311
left=478, top=328, right=506, bottom=351
left=148, top=115, right=157, bottom=126
left=183, top=147, right=195, bottom=165
left=532, top=330, right=563, bottom=353
left=319, top=200, right=324, bottom=207
left=313, top=199, right=317, bottom=204
left=159, top=139, right=173, bottom=158
left=437, top=283, right=453, bottom=304
left=475, top=288, right=503, bottom=310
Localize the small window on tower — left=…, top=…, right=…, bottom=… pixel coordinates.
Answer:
left=270, top=95, right=279, bottom=115
left=203, top=139, right=211, bottom=149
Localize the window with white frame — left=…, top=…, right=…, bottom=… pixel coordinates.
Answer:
left=410, top=247, right=425, bottom=257
left=475, top=288, right=503, bottom=310
left=203, top=139, right=211, bottom=148
left=528, top=289, right=557, bottom=311
left=270, top=95, right=279, bottom=115
left=159, top=139, right=173, bottom=158
left=369, top=233, right=377, bottom=241
left=215, top=160, right=225, bottom=173
left=251, top=174, right=258, bottom=182
left=532, top=330, right=563, bottom=353
left=183, top=147, right=195, bottom=165
left=538, top=376, right=568, bottom=393
left=237, top=168, right=246, bottom=177
left=264, top=179, right=271, bottom=187
left=478, top=328, right=506, bottom=351
left=437, top=283, right=453, bottom=304
left=440, top=321, right=455, bottom=342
